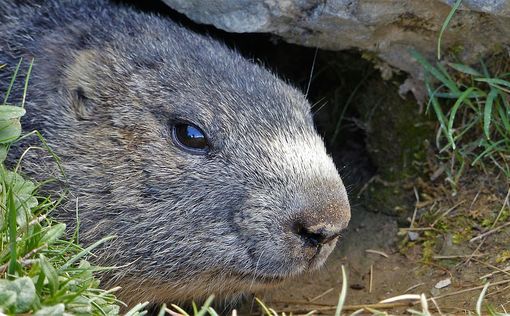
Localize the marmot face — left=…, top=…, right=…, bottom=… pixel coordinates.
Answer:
left=1, top=0, right=350, bottom=305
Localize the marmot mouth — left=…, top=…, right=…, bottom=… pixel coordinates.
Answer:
left=234, top=237, right=339, bottom=286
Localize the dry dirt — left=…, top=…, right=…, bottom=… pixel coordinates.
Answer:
left=244, top=189, right=510, bottom=315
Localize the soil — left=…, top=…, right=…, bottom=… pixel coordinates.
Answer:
left=243, top=178, right=510, bottom=315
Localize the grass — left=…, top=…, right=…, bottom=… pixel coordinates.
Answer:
left=0, top=60, right=150, bottom=315
left=391, top=4, right=510, bottom=315
left=413, top=0, right=510, bottom=190
left=411, top=50, right=510, bottom=190
left=436, top=0, right=463, bottom=60
left=403, top=0, right=510, bottom=273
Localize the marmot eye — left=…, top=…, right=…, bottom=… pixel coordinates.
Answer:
left=172, top=122, right=209, bottom=154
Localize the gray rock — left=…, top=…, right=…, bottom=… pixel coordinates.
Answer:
left=162, top=0, right=510, bottom=91
left=408, top=231, right=420, bottom=241
left=439, top=0, right=510, bottom=16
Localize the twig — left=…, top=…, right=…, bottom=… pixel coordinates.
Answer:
left=430, top=297, right=444, bottom=316
left=433, top=254, right=487, bottom=259
left=357, top=176, right=376, bottom=198
left=369, top=264, right=373, bottom=293
left=357, top=176, right=397, bottom=198
left=487, top=186, right=510, bottom=228
left=432, top=200, right=465, bottom=227
left=480, top=265, right=510, bottom=279
left=485, top=284, right=510, bottom=298
left=308, top=288, right=334, bottom=303
left=415, top=200, right=437, bottom=209
left=405, top=283, right=425, bottom=293
left=431, top=279, right=510, bottom=300
left=365, top=249, right=389, bottom=258
left=400, top=227, right=439, bottom=232
left=380, top=294, right=420, bottom=303
left=409, top=187, right=420, bottom=228
left=472, top=258, right=510, bottom=278
left=469, top=221, right=510, bottom=243
left=469, top=189, right=482, bottom=210
left=0, top=244, right=47, bottom=274
left=463, top=187, right=510, bottom=265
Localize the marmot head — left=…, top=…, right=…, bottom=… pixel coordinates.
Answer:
left=22, top=5, right=350, bottom=305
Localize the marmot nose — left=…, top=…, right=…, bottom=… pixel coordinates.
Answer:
left=292, top=219, right=343, bottom=246
left=289, top=198, right=350, bottom=247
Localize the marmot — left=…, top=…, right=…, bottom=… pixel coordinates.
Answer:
left=0, top=0, right=350, bottom=306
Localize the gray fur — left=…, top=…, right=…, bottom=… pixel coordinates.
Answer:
left=0, top=0, right=350, bottom=306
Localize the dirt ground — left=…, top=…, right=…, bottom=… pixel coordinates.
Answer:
left=245, top=184, right=510, bottom=315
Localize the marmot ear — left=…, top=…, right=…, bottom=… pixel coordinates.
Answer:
left=65, top=50, right=99, bottom=120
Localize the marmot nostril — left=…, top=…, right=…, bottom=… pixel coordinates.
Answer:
left=290, top=200, right=349, bottom=247
left=293, top=222, right=343, bottom=247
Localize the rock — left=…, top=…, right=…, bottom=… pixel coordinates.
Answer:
left=162, top=0, right=510, bottom=90
left=434, top=278, right=452, bottom=289
left=408, top=231, right=420, bottom=241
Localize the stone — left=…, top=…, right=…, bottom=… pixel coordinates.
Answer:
left=434, top=278, right=452, bottom=289
left=162, top=0, right=510, bottom=93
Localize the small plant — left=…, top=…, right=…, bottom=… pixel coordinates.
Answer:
left=0, top=60, right=150, bottom=315
left=412, top=51, right=510, bottom=188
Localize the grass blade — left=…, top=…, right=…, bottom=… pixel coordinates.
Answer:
left=447, top=86, right=478, bottom=149
left=448, top=62, right=482, bottom=76
left=59, top=235, right=116, bottom=270
left=483, top=88, right=498, bottom=140
left=411, top=49, right=459, bottom=93
left=496, top=95, right=510, bottom=133
left=125, top=302, right=150, bottom=316
left=21, top=59, right=34, bottom=108
left=434, top=91, right=485, bottom=99
left=437, top=0, right=463, bottom=59
left=476, top=282, right=490, bottom=316
left=255, top=297, right=274, bottom=316
left=170, top=304, right=190, bottom=316
left=334, top=265, right=348, bottom=316
left=39, top=254, right=59, bottom=295
left=472, top=139, right=505, bottom=165
left=3, top=58, right=22, bottom=105
left=425, top=80, right=452, bottom=148
left=7, top=185, right=18, bottom=278
left=476, top=78, right=510, bottom=88
left=196, top=295, right=215, bottom=316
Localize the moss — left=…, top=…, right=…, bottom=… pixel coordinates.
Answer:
left=496, top=250, right=510, bottom=264
left=355, top=77, right=435, bottom=215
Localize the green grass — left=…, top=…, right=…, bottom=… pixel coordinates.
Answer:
left=415, top=0, right=510, bottom=188
left=0, top=60, right=151, bottom=315
left=437, top=0, right=463, bottom=60
left=411, top=50, right=510, bottom=188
